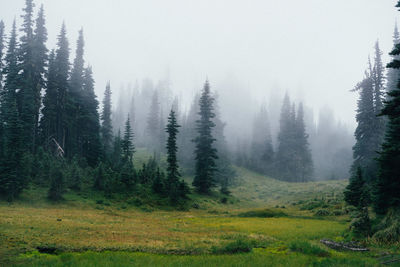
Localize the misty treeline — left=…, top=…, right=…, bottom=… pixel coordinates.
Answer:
left=0, top=0, right=357, bottom=205
left=343, top=2, right=400, bottom=240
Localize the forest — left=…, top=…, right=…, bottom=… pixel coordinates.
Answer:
left=1, top=1, right=400, bottom=266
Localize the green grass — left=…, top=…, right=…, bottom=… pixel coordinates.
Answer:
left=0, top=164, right=392, bottom=266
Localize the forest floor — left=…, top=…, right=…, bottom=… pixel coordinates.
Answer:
left=1, top=168, right=398, bottom=266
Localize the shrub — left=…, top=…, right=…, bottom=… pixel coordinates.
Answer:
left=212, top=238, right=254, bottom=254
left=314, top=209, right=331, bottom=216
left=238, top=209, right=287, bottom=218
left=289, top=240, right=329, bottom=257
left=373, top=208, right=400, bottom=243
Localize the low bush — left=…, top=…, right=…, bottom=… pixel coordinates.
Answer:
left=289, top=240, right=329, bottom=257
left=238, top=208, right=287, bottom=218
left=212, top=238, right=254, bottom=254
left=314, top=209, right=331, bottom=216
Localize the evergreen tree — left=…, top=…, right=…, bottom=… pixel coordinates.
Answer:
left=294, top=103, right=313, bottom=181
left=101, top=82, right=113, bottom=154
left=386, top=23, right=400, bottom=94
left=193, top=80, right=218, bottom=194
left=0, top=21, right=26, bottom=201
left=80, top=66, right=101, bottom=166
left=275, top=93, right=296, bottom=181
left=374, top=3, right=400, bottom=212
left=31, top=4, right=48, bottom=150
left=67, top=28, right=85, bottom=157
left=122, top=114, right=134, bottom=162
left=54, top=23, right=70, bottom=149
left=352, top=61, right=379, bottom=182
left=344, top=167, right=369, bottom=208
left=250, top=104, right=274, bottom=175
left=40, top=49, right=57, bottom=146
left=0, top=20, right=5, bottom=159
left=165, top=109, right=186, bottom=203
left=372, top=41, right=386, bottom=158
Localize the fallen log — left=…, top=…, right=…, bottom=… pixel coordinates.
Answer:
left=320, top=239, right=369, bottom=252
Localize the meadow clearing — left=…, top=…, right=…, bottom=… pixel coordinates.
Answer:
left=0, top=168, right=397, bottom=266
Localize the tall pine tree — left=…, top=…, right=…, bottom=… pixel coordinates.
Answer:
left=193, top=81, right=218, bottom=194
left=101, top=81, right=113, bottom=155
left=0, top=21, right=26, bottom=200
left=165, top=109, right=186, bottom=203
left=352, top=59, right=379, bottom=182
left=122, top=114, right=134, bottom=162
left=374, top=2, right=400, bottom=213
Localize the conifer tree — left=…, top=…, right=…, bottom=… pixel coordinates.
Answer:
left=101, top=82, right=113, bottom=154
left=18, top=0, right=36, bottom=152
left=165, top=109, right=186, bottom=202
left=275, top=94, right=295, bottom=181
left=374, top=3, right=400, bottom=212
left=372, top=41, right=386, bottom=154
left=40, top=49, right=57, bottom=145
left=31, top=4, right=48, bottom=150
left=0, top=20, right=4, bottom=89
left=344, top=167, right=369, bottom=208
left=0, top=21, right=26, bottom=200
left=387, top=24, right=400, bottom=94
left=352, top=61, right=379, bottom=182
left=122, top=114, right=134, bottom=162
left=54, top=23, right=70, bottom=149
left=250, top=104, right=274, bottom=175
left=81, top=66, right=101, bottom=166
left=0, top=20, right=5, bottom=159
left=294, top=103, right=313, bottom=181
left=67, top=29, right=85, bottom=156
left=193, top=81, right=218, bottom=194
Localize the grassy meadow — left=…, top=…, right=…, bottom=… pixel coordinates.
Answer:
left=1, top=167, right=397, bottom=266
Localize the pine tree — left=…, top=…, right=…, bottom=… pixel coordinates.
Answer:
left=122, top=114, right=134, bottom=162
left=374, top=3, right=400, bottom=212
left=101, top=82, right=113, bottom=155
left=0, top=21, right=26, bottom=200
left=386, top=23, right=400, bottom=94
left=344, top=167, right=369, bottom=208
left=31, top=4, right=48, bottom=150
left=165, top=109, right=186, bottom=203
left=0, top=20, right=5, bottom=159
left=40, top=49, right=57, bottom=146
left=294, top=103, right=313, bottom=181
left=372, top=41, right=386, bottom=157
left=250, top=104, right=274, bottom=175
left=352, top=61, right=379, bottom=182
left=17, top=0, right=36, bottom=152
left=67, top=29, right=85, bottom=157
left=80, top=66, right=101, bottom=166
left=193, top=80, right=218, bottom=194
left=54, top=23, right=70, bottom=149
left=275, top=93, right=295, bottom=181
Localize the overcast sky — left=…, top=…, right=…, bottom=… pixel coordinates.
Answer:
left=1, top=0, right=399, bottom=127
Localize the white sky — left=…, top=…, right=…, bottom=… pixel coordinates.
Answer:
left=1, top=0, right=399, bottom=127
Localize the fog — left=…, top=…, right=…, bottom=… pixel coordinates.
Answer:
left=1, top=0, right=398, bottom=180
